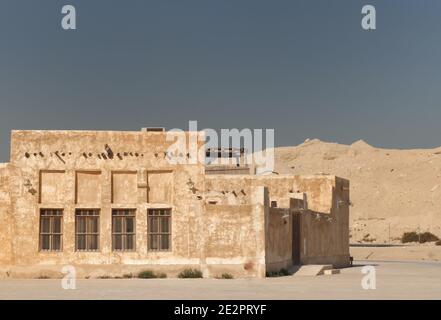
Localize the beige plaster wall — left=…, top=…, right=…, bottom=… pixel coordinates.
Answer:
left=0, top=130, right=350, bottom=278
left=206, top=174, right=350, bottom=270
left=203, top=186, right=267, bottom=278
left=299, top=177, right=350, bottom=267
left=265, top=207, right=293, bottom=272
left=5, top=130, right=206, bottom=278
left=0, top=164, right=13, bottom=267
left=205, top=174, right=335, bottom=213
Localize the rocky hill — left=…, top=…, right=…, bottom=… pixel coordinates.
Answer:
left=268, top=139, right=441, bottom=243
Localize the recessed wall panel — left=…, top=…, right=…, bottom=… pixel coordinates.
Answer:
left=76, top=171, right=101, bottom=204
left=147, top=171, right=173, bottom=204
left=40, top=171, right=66, bottom=204
left=112, top=172, right=137, bottom=204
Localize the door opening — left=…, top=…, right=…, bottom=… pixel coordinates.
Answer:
left=292, top=213, right=301, bottom=265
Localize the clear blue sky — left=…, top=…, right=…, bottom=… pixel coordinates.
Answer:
left=1, top=0, right=441, bottom=162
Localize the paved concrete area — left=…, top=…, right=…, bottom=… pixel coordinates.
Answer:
left=0, top=261, right=440, bottom=300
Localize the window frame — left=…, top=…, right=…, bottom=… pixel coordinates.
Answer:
left=75, top=209, right=100, bottom=252
left=147, top=208, right=172, bottom=252
left=112, top=209, right=136, bottom=252
left=39, top=209, right=63, bottom=252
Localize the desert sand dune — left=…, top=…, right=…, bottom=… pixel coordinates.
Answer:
left=266, top=139, right=441, bottom=244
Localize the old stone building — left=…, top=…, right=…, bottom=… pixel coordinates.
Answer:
left=0, top=129, right=350, bottom=278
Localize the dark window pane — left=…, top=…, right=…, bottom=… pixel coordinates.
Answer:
left=77, top=235, right=86, bottom=250
left=113, top=217, right=122, bottom=233
left=40, top=217, right=50, bottom=233
left=41, top=235, right=50, bottom=250
left=77, top=217, right=86, bottom=233
left=40, top=210, right=63, bottom=251
left=75, top=211, right=99, bottom=251
left=112, top=210, right=135, bottom=251
left=126, top=235, right=135, bottom=250
left=85, top=216, right=98, bottom=233
left=125, top=217, right=135, bottom=233
left=52, top=235, right=62, bottom=251
left=85, top=235, right=91, bottom=251
left=161, top=217, right=170, bottom=233
left=147, top=209, right=171, bottom=251
left=52, top=217, right=62, bottom=233
left=113, top=235, right=122, bottom=250
left=149, top=217, right=159, bottom=233
left=161, top=234, right=170, bottom=250
left=90, top=217, right=99, bottom=233
left=149, top=235, right=158, bottom=250
left=89, top=235, right=99, bottom=251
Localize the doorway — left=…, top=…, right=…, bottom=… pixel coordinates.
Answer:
left=292, top=213, right=301, bottom=265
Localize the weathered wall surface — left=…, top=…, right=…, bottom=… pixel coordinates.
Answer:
left=203, top=186, right=267, bottom=278
left=1, top=130, right=349, bottom=278
left=205, top=175, right=334, bottom=213
left=206, top=174, right=350, bottom=270
left=265, top=207, right=292, bottom=272
left=6, top=130, right=206, bottom=278
left=205, top=165, right=251, bottom=175
left=300, top=177, right=350, bottom=267
left=0, top=164, right=13, bottom=268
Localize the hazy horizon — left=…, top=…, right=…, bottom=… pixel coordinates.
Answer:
left=1, top=0, right=441, bottom=161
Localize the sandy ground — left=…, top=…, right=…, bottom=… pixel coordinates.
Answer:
left=0, top=260, right=440, bottom=300
left=351, top=245, right=441, bottom=262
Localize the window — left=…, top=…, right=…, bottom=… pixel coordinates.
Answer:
left=39, top=209, right=63, bottom=251
left=75, top=209, right=100, bottom=251
left=112, top=209, right=136, bottom=251
left=148, top=209, right=171, bottom=251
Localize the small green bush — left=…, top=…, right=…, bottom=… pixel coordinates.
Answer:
left=402, top=231, right=439, bottom=243
left=420, top=232, right=439, bottom=243
left=137, top=270, right=167, bottom=279
left=122, top=273, right=133, bottom=279
left=221, top=273, right=234, bottom=279
left=138, top=270, right=157, bottom=279
left=266, top=271, right=279, bottom=277
left=279, top=268, right=290, bottom=276
left=266, top=268, right=291, bottom=277
left=178, top=268, right=203, bottom=279
left=402, top=232, right=419, bottom=243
